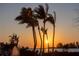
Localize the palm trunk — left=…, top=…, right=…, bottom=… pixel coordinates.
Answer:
left=43, top=18, right=45, bottom=54
left=48, top=42, right=49, bottom=53
left=46, top=33, right=49, bottom=53
left=52, top=25, right=55, bottom=53
left=32, top=26, right=37, bottom=52
left=38, top=24, right=42, bottom=55
left=52, top=11, right=56, bottom=54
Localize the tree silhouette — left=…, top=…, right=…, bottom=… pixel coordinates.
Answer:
left=9, top=33, right=19, bottom=47
left=76, top=41, right=79, bottom=48
left=15, top=7, right=38, bottom=52
left=63, top=44, right=69, bottom=52
left=34, top=4, right=49, bottom=54
left=0, top=42, right=4, bottom=55
left=44, top=11, right=56, bottom=53
left=0, top=42, right=11, bottom=55
left=68, top=42, right=76, bottom=48
left=41, top=27, right=49, bottom=53
left=57, top=43, right=63, bottom=48
left=37, top=24, right=42, bottom=55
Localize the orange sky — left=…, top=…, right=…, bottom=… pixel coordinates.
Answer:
left=1, top=4, right=79, bottom=48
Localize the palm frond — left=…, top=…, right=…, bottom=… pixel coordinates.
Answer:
left=34, top=8, right=43, bottom=19
left=44, top=14, right=55, bottom=25
left=34, top=7, right=40, bottom=14
left=15, top=7, right=39, bottom=28
left=38, top=5, right=45, bottom=14
left=15, top=15, right=23, bottom=21
left=29, top=18, right=38, bottom=26
left=26, top=20, right=38, bottom=28
left=21, top=7, right=27, bottom=15
left=26, top=23, right=31, bottom=28
left=18, top=20, right=26, bottom=24
left=53, top=11, right=56, bottom=23
left=34, top=5, right=46, bottom=19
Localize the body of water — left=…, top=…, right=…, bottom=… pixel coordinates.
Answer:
left=35, top=48, right=79, bottom=53
left=11, top=48, right=79, bottom=55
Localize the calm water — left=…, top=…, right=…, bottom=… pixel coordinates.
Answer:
left=12, top=48, right=79, bottom=55
left=29, top=48, right=79, bottom=53
left=11, top=46, right=20, bottom=56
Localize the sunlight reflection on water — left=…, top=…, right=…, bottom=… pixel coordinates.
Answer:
left=11, top=46, right=20, bottom=56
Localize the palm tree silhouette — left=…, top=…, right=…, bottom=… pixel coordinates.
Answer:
left=37, top=24, right=42, bottom=55
left=34, top=4, right=49, bottom=54
left=9, top=33, right=19, bottom=47
left=41, top=27, right=49, bottom=53
left=15, top=7, right=38, bottom=51
left=44, top=11, right=56, bottom=53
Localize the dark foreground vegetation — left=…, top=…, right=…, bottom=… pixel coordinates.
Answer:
left=0, top=41, right=79, bottom=56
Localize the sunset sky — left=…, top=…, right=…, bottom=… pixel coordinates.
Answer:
left=0, top=3, right=79, bottom=48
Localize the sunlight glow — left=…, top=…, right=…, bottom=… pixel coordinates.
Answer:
left=45, top=39, right=49, bottom=44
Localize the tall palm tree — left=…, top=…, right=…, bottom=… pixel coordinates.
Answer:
left=37, top=23, right=42, bottom=55
left=41, top=27, right=49, bottom=53
left=44, top=11, right=56, bottom=53
left=34, top=4, right=49, bottom=54
left=52, top=11, right=56, bottom=53
left=33, top=13, right=42, bottom=55
left=15, top=7, right=38, bottom=51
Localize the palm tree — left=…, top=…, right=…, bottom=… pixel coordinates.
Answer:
left=9, top=33, right=19, bottom=47
left=52, top=11, right=56, bottom=53
left=32, top=13, right=42, bottom=55
left=37, top=24, right=42, bottom=55
left=15, top=7, right=38, bottom=51
left=41, top=27, right=49, bottom=53
left=34, top=4, right=49, bottom=54
left=44, top=11, right=56, bottom=53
